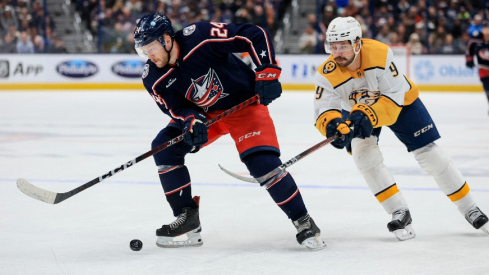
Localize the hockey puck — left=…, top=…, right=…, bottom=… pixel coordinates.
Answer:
left=130, top=239, right=143, bottom=251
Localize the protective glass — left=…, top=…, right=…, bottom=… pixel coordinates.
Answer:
left=135, top=42, right=162, bottom=59
left=325, top=41, right=354, bottom=54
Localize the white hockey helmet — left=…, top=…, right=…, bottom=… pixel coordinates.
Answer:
left=325, top=16, right=362, bottom=54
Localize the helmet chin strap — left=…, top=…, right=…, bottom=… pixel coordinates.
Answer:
left=351, top=40, right=362, bottom=64
left=165, top=37, right=175, bottom=64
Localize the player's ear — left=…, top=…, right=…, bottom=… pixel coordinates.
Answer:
left=354, top=37, right=361, bottom=51
left=163, top=34, right=172, bottom=47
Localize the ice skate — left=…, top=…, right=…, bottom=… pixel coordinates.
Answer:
left=156, top=196, right=203, bottom=248
left=465, top=206, right=489, bottom=234
left=293, top=214, right=326, bottom=250
left=387, top=209, right=415, bottom=241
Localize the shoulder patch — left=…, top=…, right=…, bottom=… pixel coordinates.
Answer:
left=183, top=24, right=196, bottom=36
left=142, top=64, right=149, bottom=79
left=323, top=61, right=337, bottom=74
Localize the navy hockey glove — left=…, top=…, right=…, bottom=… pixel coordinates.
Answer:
left=466, top=61, right=475, bottom=69
left=183, top=115, right=208, bottom=147
left=348, top=111, right=373, bottom=139
left=254, top=64, right=282, bottom=106
left=326, top=118, right=353, bottom=149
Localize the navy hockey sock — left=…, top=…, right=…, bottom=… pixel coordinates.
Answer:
left=158, top=165, right=196, bottom=216
left=244, top=152, right=308, bottom=221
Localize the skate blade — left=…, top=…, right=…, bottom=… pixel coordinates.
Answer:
left=156, top=230, right=203, bottom=248
left=393, top=224, right=416, bottom=241
left=301, top=234, right=326, bottom=251
left=480, top=223, right=489, bottom=234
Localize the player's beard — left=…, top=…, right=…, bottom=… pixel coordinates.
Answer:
left=334, top=55, right=355, bottom=67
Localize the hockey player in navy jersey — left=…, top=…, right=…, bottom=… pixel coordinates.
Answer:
left=314, top=16, right=488, bottom=241
left=466, top=21, right=489, bottom=114
left=133, top=13, right=325, bottom=250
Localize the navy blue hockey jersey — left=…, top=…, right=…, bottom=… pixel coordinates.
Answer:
left=141, top=22, right=277, bottom=127
left=466, top=38, right=489, bottom=71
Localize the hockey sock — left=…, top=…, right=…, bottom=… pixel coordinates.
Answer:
left=244, top=152, right=307, bottom=221
left=157, top=164, right=196, bottom=216
left=351, top=137, right=408, bottom=214
left=413, top=143, right=476, bottom=214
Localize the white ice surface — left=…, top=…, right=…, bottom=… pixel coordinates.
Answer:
left=1, top=91, right=488, bottom=275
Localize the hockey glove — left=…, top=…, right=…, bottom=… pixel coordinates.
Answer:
left=466, top=61, right=475, bottom=69
left=183, top=115, right=208, bottom=147
left=254, top=64, right=282, bottom=106
left=326, top=118, right=353, bottom=149
left=348, top=111, right=373, bottom=139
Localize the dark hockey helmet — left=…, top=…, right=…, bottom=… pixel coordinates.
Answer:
left=134, top=13, right=175, bottom=58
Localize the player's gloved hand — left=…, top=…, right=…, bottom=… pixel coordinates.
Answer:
left=347, top=111, right=373, bottom=139
left=326, top=118, right=353, bottom=149
left=466, top=61, right=475, bottom=69
left=254, top=64, right=282, bottom=106
left=183, top=115, right=208, bottom=147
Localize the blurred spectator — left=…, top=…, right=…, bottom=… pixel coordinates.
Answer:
left=17, top=7, right=32, bottom=32
left=33, top=35, right=45, bottom=53
left=439, top=33, right=458, bottom=54
left=16, top=31, right=34, bottom=53
left=389, top=32, right=403, bottom=46
left=5, top=23, right=19, bottom=44
left=125, top=0, right=144, bottom=19
left=468, top=14, right=483, bottom=38
left=396, top=24, right=408, bottom=44
left=1, top=5, right=18, bottom=33
left=298, top=25, right=318, bottom=54
left=1, top=33, right=16, bottom=53
left=406, top=33, right=423, bottom=55
left=397, top=0, right=410, bottom=15
left=375, top=24, right=392, bottom=45
left=322, top=5, right=336, bottom=29
left=48, top=35, right=67, bottom=53
left=307, top=13, right=323, bottom=53
left=121, top=32, right=135, bottom=54
left=103, top=22, right=126, bottom=52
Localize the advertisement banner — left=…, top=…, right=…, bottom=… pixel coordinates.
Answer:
left=0, top=54, right=482, bottom=91
left=0, top=54, right=144, bottom=83
left=409, top=55, right=479, bottom=85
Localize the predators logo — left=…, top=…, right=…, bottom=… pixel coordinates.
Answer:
left=323, top=61, right=336, bottom=74
left=349, top=89, right=380, bottom=105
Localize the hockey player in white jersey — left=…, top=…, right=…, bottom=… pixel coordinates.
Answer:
left=314, top=16, right=489, bottom=240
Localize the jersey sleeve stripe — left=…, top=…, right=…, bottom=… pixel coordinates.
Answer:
left=364, top=66, right=385, bottom=71
left=256, top=26, right=273, bottom=64
left=152, top=68, right=175, bottom=110
left=333, top=77, right=354, bottom=89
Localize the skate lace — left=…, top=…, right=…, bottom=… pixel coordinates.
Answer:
left=466, top=208, right=482, bottom=222
left=392, top=209, right=407, bottom=220
left=294, top=214, right=311, bottom=233
left=169, top=212, right=187, bottom=229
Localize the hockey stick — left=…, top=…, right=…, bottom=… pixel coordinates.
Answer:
left=218, top=135, right=336, bottom=184
left=17, top=96, right=259, bottom=204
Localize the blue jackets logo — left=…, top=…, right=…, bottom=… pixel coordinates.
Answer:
left=57, top=60, right=98, bottom=78
left=112, top=60, right=146, bottom=78
left=185, top=68, right=228, bottom=108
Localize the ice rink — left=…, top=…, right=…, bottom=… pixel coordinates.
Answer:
left=1, top=90, right=488, bottom=275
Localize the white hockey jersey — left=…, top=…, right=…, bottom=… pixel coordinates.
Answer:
left=314, top=39, right=419, bottom=136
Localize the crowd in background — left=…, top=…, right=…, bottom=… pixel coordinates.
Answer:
left=0, top=0, right=66, bottom=53
left=75, top=0, right=285, bottom=53
left=1, top=0, right=488, bottom=55
left=299, top=0, right=488, bottom=54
